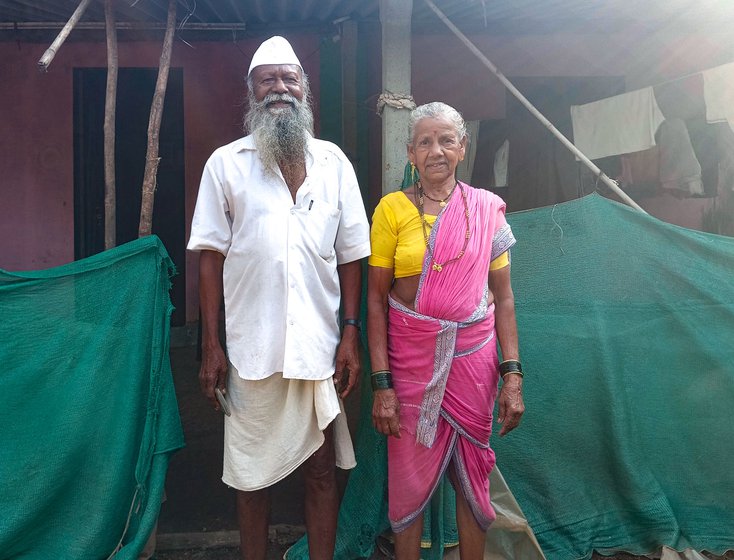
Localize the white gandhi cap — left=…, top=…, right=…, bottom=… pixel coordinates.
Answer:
left=248, top=36, right=302, bottom=76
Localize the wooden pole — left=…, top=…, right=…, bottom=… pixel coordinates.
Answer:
left=138, top=0, right=176, bottom=238
left=37, top=0, right=93, bottom=72
left=423, top=0, right=647, bottom=214
left=103, top=0, right=118, bottom=250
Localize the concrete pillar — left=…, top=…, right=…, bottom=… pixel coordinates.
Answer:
left=341, top=20, right=358, bottom=164
left=379, top=0, right=413, bottom=195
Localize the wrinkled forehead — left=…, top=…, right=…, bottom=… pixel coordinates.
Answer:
left=249, top=64, right=302, bottom=81
left=412, top=116, right=462, bottom=140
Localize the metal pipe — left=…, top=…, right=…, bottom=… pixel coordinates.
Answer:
left=423, top=0, right=647, bottom=214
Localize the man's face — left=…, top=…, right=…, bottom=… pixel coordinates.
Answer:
left=249, top=64, right=304, bottom=107
left=244, top=63, right=313, bottom=170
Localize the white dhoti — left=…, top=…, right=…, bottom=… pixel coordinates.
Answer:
left=222, top=367, right=356, bottom=491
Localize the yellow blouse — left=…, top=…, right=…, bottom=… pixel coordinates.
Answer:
left=369, top=191, right=509, bottom=278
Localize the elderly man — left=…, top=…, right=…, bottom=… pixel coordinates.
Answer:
left=187, top=36, right=370, bottom=560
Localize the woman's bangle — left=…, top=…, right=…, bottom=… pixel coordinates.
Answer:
left=499, top=359, right=523, bottom=378
left=371, top=370, right=394, bottom=391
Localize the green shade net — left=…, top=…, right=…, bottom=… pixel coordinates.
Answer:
left=493, top=193, right=734, bottom=559
left=290, top=193, right=734, bottom=560
left=0, top=236, right=184, bottom=560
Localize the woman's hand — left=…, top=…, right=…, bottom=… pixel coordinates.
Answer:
left=497, top=374, right=524, bottom=436
left=372, top=388, right=401, bottom=438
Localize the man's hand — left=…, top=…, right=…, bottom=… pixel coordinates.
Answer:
left=497, top=374, right=524, bottom=436
left=334, top=327, right=361, bottom=398
left=200, top=343, right=229, bottom=412
left=372, top=388, right=401, bottom=438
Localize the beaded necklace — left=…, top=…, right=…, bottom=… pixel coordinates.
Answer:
left=421, top=182, right=457, bottom=207
left=416, top=182, right=471, bottom=272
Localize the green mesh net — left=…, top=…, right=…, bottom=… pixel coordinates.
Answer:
left=289, top=193, right=734, bottom=560
left=494, top=193, right=734, bottom=559
left=0, top=236, right=184, bottom=560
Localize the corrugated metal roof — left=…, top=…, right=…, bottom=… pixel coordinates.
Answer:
left=1, top=0, right=732, bottom=31
left=0, top=0, right=378, bottom=25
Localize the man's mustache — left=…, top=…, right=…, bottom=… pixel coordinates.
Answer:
left=263, top=93, right=297, bottom=109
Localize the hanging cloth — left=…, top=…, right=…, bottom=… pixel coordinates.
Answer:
left=703, top=61, right=734, bottom=133
left=570, top=87, right=665, bottom=160
left=657, top=118, right=704, bottom=196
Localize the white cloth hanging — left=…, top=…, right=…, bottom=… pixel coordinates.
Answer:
left=456, top=120, right=480, bottom=184
left=493, top=139, right=509, bottom=188
left=703, top=61, right=734, bottom=133
left=571, top=87, right=665, bottom=160
left=657, top=118, right=704, bottom=196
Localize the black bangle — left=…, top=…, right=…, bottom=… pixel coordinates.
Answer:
left=371, top=370, right=394, bottom=391
left=499, top=359, right=523, bottom=378
left=342, top=318, right=362, bottom=331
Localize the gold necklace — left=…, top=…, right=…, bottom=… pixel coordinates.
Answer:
left=417, top=182, right=471, bottom=272
left=420, top=181, right=457, bottom=207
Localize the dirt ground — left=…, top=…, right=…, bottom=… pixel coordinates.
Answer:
left=156, top=544, right=286, bottom=560
left=156, top=547, right=247, bottom=560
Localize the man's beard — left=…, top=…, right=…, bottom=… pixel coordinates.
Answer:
left=244, top=90, right=314, bottom=175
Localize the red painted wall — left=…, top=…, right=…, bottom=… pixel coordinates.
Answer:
left=1, top=43, right=75, bottom=271
left=0, top=36, right=320, bottom=322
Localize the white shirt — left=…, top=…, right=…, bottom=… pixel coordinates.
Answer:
left=188, top=135, right=370, bottom=380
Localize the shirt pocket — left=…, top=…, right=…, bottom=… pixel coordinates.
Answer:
left=305, top=198, right=342, bottom=260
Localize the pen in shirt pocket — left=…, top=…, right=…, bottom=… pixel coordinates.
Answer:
left=308, top=200, right=314, bottom=211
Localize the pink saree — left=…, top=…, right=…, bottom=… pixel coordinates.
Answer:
left=387, top=182, right=515, bottom=533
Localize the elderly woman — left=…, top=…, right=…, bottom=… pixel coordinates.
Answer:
left=367, top=102, right=525, bottom=560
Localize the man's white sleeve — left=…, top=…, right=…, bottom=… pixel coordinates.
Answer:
left=187, top=155, right=233, bottom=256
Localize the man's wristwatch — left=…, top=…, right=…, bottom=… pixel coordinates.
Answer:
left=341, top=318, right=362, bottom=331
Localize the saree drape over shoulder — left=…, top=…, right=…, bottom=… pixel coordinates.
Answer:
left=387, top=183, right=515, bottom=533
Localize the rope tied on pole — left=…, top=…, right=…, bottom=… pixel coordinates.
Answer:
left=377, top=92, right=416, bottom=116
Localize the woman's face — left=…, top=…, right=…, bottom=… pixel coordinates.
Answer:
left=407, top=116, right=466, bottom=186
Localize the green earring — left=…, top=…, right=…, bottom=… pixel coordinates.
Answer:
left=401, top=161, right=420, bottom=190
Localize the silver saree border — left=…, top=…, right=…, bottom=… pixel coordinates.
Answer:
left=388, top=291, right=494, bottom=449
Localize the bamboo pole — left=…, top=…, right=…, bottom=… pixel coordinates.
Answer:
left=37, top=0, right=94, bottom=72
left=423, top=0, right=647, bottom=214
left=138, top=0, right=176, bottom=238
left=103, top=0, right=118, bottom=250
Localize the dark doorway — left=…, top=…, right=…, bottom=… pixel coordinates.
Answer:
left=73, top=67, right=186, bottom=326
